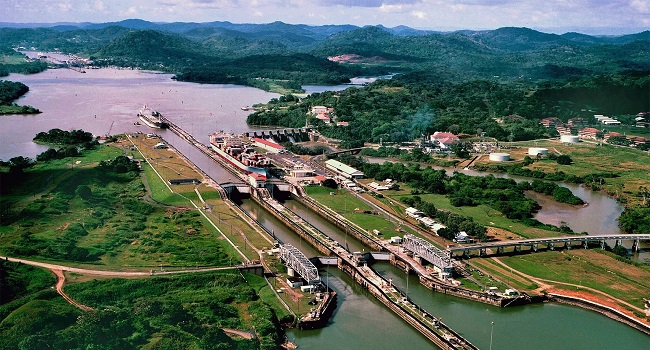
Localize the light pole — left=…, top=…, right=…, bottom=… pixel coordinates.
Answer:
left=490, top=321, right=494, bottom=350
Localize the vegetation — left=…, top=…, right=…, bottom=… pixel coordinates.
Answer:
left=0, top=138, right=231, bottom=267
left=33, top=128, right=94, bottom=145
left=0, top=80, right=40, bottom=114
left=0, top=260, right=54, bottom=306
left=0, top=271, right=281, bottom=350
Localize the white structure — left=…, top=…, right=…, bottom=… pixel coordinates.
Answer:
left=368, top=182, right=390, bottom=191
left=560, top=135, right=580, bottom=143
left=405, top=207, right=424, bottom=218
left=528, top=147, right=548, bottom=156
left=252, top=137, right=286, bottom=154
left=489, top=153, right=510, bottom=162
left=325, top=159, right=364, bottom=179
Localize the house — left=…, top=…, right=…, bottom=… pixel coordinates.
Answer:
left=578, top=127, right=601, bottom=140
left=316, top=112, right=331, bottom=124
left=430, top=131, right=460, bottom=149
left=540, top=117, right=562, bottom=128
left=629, top=136, right=649, bottom=147
left=567, top=117, right=588, bottom=128
left=311, top=106, right=329, bottom=115
left=603, top=131, right=623, bottom=142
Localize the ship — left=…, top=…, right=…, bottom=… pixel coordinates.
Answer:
left=137, top=105, right=168, bottom=129
left=209, top=132, right=272, bottom=176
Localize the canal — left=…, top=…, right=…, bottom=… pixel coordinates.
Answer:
left=4, top=68, right=648, bottom=349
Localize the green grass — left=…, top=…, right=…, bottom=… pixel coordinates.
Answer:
left=498, top=250, right=650, bottom=306
left=305, top=185, right=405, bottom=238
left=513, top=139, right=650, bottom=205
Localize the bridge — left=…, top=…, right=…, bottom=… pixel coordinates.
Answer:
left=279, top=244, right=320, bottom=284
left=447, top=234, right=650, bottom=258
left=403, top=235, right=454, bottom=277
left=327, top=147, right=365, bottom=156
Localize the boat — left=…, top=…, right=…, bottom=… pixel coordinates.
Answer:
left=297, top=290, right=337, bottom=330
left=137, top=105, right=168, bottom=129
left=209, top=132, right=273, bottom=175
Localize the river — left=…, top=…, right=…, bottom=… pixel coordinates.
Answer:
left=2, top=68, right=648, bottom=348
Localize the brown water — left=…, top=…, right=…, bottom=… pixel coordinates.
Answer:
left=1, top=68, right=278, bottom=160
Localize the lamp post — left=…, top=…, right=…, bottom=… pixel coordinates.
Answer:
left=490, top=321, right=494, bottom=350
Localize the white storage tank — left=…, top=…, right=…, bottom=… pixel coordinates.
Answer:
left=560, top=135, right=579, bottom=143
left=528, top=147, right=548, bottom=156
left=489, top=153, right=510, bottom=162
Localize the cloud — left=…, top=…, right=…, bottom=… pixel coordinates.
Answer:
left=317, top=0, right=420, bottom=7
left=380, top=4, right=405, bottom=12
left=630, top=0, right=649, bottom=13
left=411, top=10, right=427, bottom=19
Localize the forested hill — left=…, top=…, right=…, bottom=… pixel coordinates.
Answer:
left=0, top=20, right=648, bottom=88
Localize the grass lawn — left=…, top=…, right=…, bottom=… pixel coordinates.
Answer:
left=494, top=250, right=650, bottom=307
left=304, top=185, right=406, bottom=239
left=486, top=139, right=650, bottom=205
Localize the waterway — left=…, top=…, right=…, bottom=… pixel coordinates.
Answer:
left=2, top=68, right=648, bottom=348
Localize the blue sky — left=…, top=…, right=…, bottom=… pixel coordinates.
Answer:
left=3, top=0, right=649, bottom=34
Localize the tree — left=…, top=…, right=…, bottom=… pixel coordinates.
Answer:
left=75, top=185, right=93, bottom=200
left=612, top=245, right=628, bottom=257
left=556, top=154, right=572, bottom=165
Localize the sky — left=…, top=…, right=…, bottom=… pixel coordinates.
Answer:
left=2, top=0, right=649, bottom=34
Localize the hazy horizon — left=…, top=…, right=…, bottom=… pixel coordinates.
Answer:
left=2, top=0, right=648, bottom=36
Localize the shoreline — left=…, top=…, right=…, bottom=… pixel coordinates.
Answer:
left=549, top=293, right=650, bottom=336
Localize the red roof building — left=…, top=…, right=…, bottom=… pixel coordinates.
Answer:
left=578, top=127, right=601, bottom=140
left=252, top=137, right=286, bottom=153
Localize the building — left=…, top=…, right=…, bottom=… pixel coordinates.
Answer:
left=248, top=173, right=267, bottom=188
left=594, top=115, right=621, bottom=125
left=430, top=131, right=460, bottom=149
left=325, top=159, right=364, bottom=179
left=311, top=106, right=329, bottom=115
left=252, top=137, right=286, bottom=154
left=578, top=127, right=601, bottom=140
left=603, top=131, right=623, bottom=142
left=368, top=182, right=390, bottom=191
left=453, top=231, right=473, bottom=243
left=405, top=207, right=424, bottom=218
left=567, top=117, right=588, bottom=128
left=540, top=117, right=562, bottom=128
left=636, top=112, right=650, bottom=128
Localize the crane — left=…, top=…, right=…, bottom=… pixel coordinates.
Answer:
left=106, top=120, right=114, bottom=137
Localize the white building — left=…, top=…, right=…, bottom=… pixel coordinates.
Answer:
left=325, top=159, right=364, bottom=179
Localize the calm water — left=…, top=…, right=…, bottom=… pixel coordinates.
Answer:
left=1, top=68, right=278, bottom=160
left=2, top=68, right=647, bottom=348
left=282, top=200, right=650, bottom=349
